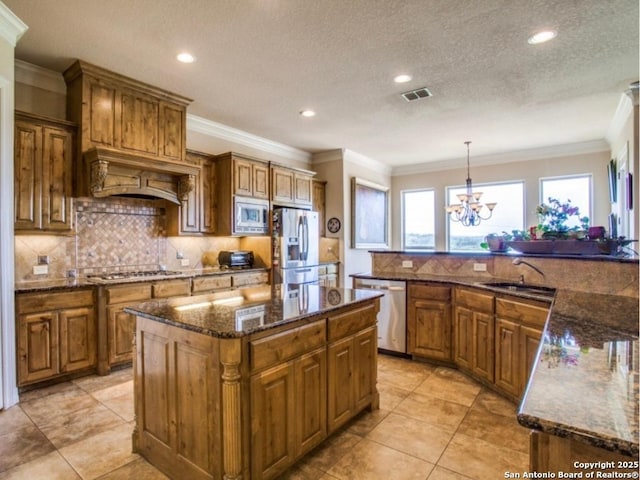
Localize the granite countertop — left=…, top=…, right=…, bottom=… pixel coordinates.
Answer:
left=14, top=267, right=270, bottom=293
left=517, top=289, right=639, bottom=457
left=124, top=285, right=383, bottom=338
left=351, top=272, right=555, bottom=302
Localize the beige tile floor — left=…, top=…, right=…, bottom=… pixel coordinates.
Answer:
left=0, top=354, right=529, bottom=479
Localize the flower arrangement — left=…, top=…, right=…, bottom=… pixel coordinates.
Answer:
left=535, top=197, right=589, bottom=239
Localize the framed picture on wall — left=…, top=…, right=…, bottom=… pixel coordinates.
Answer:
left=351, top=177, right=390, bottom=249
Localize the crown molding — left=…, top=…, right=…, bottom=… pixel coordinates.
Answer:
left=14, top=59, right=66, bottom=94
left=0, top=3, right=27, bottom=47
left=187, top=114, right=311, bottom=164
left=391, top=139, right=610, bottom=176
left=605, top=92, right=634, bottom=145
left=343, top=148, right=392, bottom=176
left=311, top=149, right=344, bottom=164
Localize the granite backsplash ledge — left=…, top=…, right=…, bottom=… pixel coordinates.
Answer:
left=370, top=252, right=639, bottom=298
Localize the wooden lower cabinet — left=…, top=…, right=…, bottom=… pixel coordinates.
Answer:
left=454, top=288, right=495, bottom=383
left=529, top=431, right=637, bottom=473
left=16, top=288, right=96, bottom=387
left=327, top=307, right=377, bottom=433
left=494, top=296, right=547, bottom=400
left=407, top=283, right=452, bottom=361
left=133, top=298, right=379, bottom=480
left=251, top=348, right=327, bottom=479
left=106, top=303, right=137, bottom=366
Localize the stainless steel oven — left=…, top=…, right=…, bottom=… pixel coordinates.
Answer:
left=234, top=197, right=269, bottom=235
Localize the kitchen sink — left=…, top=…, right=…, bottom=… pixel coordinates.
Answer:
left=479, top=282, right=556, bottom=298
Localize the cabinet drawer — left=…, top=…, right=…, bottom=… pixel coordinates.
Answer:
left=496, top=298, right=549, bottom=328
left=409, top=283, right=451, bottom=301
left=250, top=320, right=326, bottom=372
left=152, top=279, right=191, bottom=298
left=192, top=275, right=232, bottom=293
left=17, top=289, right=94, bottom=314
left=328, top=304, right=377, bottom=343
left=106, top=284, right=152, bottom=304
left=455, top=287, right=494, bottom=313
left=232, top=272, right=268, bottom=287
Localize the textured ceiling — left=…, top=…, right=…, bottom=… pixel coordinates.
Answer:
left=5, top=0, right=639, bottom=168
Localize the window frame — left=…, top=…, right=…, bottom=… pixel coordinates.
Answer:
left=401, top=187, right=436, bottom=251
left=445, top=179, right=526, bottom=252
left=538, top=173, right=593, bottom=223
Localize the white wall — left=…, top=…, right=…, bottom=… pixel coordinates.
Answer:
left=391, top=149, right=611, bottom=251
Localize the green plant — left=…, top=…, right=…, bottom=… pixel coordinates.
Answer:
left=535, top=197, right=589, bottom=238
left=480, top=231, right=513, bottom=251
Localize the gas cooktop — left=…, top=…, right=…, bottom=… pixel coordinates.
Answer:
left=87, top=270, right=189, bottom=284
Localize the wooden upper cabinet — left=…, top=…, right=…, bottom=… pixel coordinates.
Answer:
left=166, top=149, right=216, bottom=235
left=64, top=60, right=190, bottom=162
left=15, top=112, right=75, bottom=233
left=233, top=156, right=269, bottom=199
left=312, top=180, right=327, bottom=236
left=270, top=164, right=314, bottom=207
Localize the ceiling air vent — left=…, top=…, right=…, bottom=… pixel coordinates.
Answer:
left=401, top=87, right=433, bottom=102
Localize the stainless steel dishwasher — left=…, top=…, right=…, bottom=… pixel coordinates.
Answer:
left=353, top=277, right=407, bottom=354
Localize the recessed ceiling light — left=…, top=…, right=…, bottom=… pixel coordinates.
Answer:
left=528, top=30, right=557, bottom=45
left=394, top=74, right=412, bottom=84
left=300, top=109, right=316, bottom=117
left=177, top=52, right=196, bottom=63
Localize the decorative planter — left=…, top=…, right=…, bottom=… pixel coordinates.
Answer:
left=506, top=239, right=616, bottom=256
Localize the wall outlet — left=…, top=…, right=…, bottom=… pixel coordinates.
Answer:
left=402, top=260, right=413, bottom=268
left=180, top=258, right=190, bottom=267
left=473, top=263, right=487, bottom=272
left=33, top=265, right=48, bottom=275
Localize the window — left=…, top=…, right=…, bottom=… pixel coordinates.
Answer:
left=402, top=189, right=435, bottom=250
left=539, top=175, right=592, bottom=228
left=447, top=181, right=525, bottom=251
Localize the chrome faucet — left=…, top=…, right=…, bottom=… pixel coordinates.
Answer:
left=512, top=258, right=545, bottom=283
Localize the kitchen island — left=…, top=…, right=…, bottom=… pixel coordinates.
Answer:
left=125, top=285, right=382, bottom=480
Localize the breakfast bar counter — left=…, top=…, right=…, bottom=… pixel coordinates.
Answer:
left=125, top=285, right=382, bottom=480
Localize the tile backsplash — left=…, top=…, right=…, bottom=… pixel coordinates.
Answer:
left=14, top=197, right=245, bottom=281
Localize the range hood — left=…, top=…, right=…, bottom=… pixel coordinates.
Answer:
left=63, top=59, right=197, bottom=205
left=84, top=147, right=199, bottom=205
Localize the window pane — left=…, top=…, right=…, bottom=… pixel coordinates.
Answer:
left=540, top=175, right=591, bottom=228
left=402, top=189, right=435, bottom=249
left=447, top=181, right=524, bottom=251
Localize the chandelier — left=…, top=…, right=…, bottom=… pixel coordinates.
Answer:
left=445, top=141, right=496, bottom=226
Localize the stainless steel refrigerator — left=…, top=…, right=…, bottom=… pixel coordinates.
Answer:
left=272, top=208, right=320, bottom=286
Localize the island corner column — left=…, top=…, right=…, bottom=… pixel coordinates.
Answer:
left=220, top=338, right=244, bottom=480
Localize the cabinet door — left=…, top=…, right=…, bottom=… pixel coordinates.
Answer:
left=200, top=158, right=216, bottom=233
left=294, top=173, right=312, bottom=206
left=14, top=120, right=41, bottom=230
left=494, top=317, right=519, bottom=397
left=409, top=298, right=451, bottom=360
left=453, top=306, right=473, bottom=370
left=353, top=326, right=377, bottom=412
left=271, top=167, right=295, bottom=204
left=59, top=307, right=96, bottom=373
left=327, top=336, right=355, bottom=433
left=312, top=181, right=326, bottom=236
left=107, top=304, right=136, bottom=365
left=17, top=312, right=59, bottom=385
left=251, top=362, right=296, bottom=480
left=42, top=126, right=73, bottom=231
left=253, top=162, right=270, bottom=199
left=520, top=325, right=543, bottom=394
left=295, top=348, right=327, bottom=457
left=472, top=311, right=494, bottom=382
left=234, top=158, right=254, bottom=197
left=120, top=91, right=160, bottom=156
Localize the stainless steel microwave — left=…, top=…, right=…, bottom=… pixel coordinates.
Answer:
left=234, top=197, right=269, bottom=234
